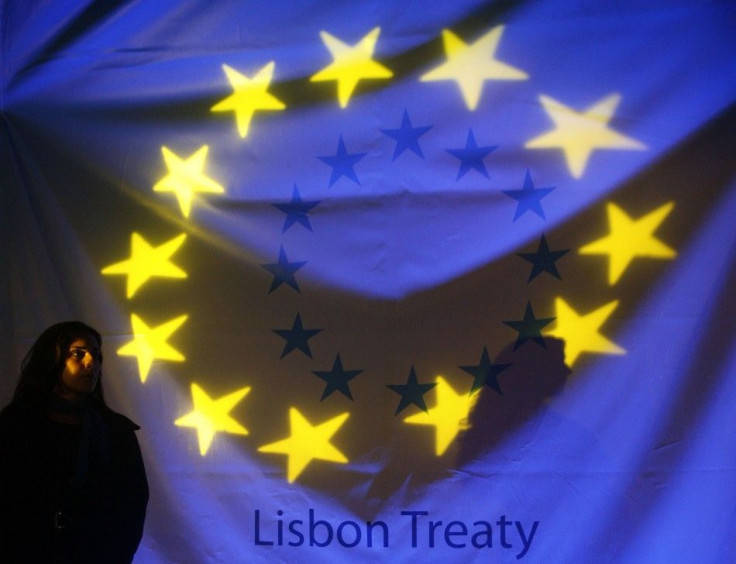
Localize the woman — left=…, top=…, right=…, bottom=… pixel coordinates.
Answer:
left=0, top=321, right=149, bottom=563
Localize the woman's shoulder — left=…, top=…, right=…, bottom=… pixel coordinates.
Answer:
left=0, top=401, right=44, bottom=426
left=98, top=406, right=141, bottom=433
left=0, top=402, right=47, bottom=447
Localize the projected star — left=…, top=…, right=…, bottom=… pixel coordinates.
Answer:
left=381, top=109, right=432, bottom=160
left=258, top=408, right=349, bottom=483
left=273, top=313, right=323, bottom=359
left=318, top=136, right=367, bottom=186
left=503, top=302, right=555, bottom=350
left=101, top=232, right=187, bottom=298
left=447, top=129, right=498, bottom=180
left=117, top=313, right=187, bottom=383
left=503, top=169, right=555, bottom=221
left=518, top=234, right=569, bottom=282
left=525, top=93, right=646, bottom=178
left=153, top=145, right=225, bottom=217
left=273, top=185, right=321, bottom=233
left=579, top=201, right=676, bottom=285
left=420, top=26, right=528, bottom=110
left=261, top=245, right=306, bottom=293
left=312, top=354, right=364, bottom=401
left=174, top=383, right=250, bottom=456
left=546, top=297, right=625, bottom=367
left=387, top=366, right=437, bottom=415
left=459, top=347, right=512, bottom=395
left=310, top=27, right=393, bottom=108
left=211, top=62, right=286, bottom=138
left=404, top=377, right=480, bottom=456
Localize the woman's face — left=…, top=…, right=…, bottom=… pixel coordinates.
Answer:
left=55, top=333, right=102, bottom=403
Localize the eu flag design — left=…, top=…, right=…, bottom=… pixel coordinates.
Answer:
left=2, top=1, right=736, bottom=562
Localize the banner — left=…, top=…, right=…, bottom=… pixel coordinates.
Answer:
left=2, top=1, right=736, bottom=561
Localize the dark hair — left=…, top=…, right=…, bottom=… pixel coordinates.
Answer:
left=10, top=321, right=106, bottom=407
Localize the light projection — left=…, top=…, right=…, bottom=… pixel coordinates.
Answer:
left=5, top=2, right=733, bottom=561
left=310, top=27, right=393, bottom=108
left=117, top=313, right=188, bottom=383
left=258, top=409, right=350, bottom=482
left=101, top=232, right=187, bottom=298
left=153, top=145, right=225, bottom=217
left=404, top=376, right=480, bottom=456
left=420, top=26, right=528, bottom=111
left=525, top=94, right=647, bottom=178
left=175, top=383, right=251, bottom=456
left=579, top=202, right=677, bottom=284
left=545, top=298, right=625, bottom=367
left=211, top=62, right=286, bottom=138
left=98, top=3, right=681, bottom=499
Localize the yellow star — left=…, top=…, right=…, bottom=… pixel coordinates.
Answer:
left=153, top=145, right=225, bottom=217
left=310, top=27, right=393, bottom=108
left=101, top=232, right=187, bottom=298
left=545, top=297, right=625, bottom=367
left=404, top=376, right=479, bottom=456
left=525, top=93, right=646, bottom=178
left=420, top=26, right=528, bottom=111
left=580, top=202, right=676, bottom=285
left=117, top=313, right=187, bottom=383
left=211, top=62, right=286, bottom=138
left=258, top=408, right=349, bottom=483
left=175, top=383, right=251, bottom=456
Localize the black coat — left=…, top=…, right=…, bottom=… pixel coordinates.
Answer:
left=0, top=401, right=149, bottom=563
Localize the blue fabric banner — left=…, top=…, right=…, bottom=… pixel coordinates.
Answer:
left=2, top=1, right=736, bottom=561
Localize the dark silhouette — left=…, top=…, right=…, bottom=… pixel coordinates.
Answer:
left=458, top=336, right=571, bottom=466
left=0, top=321, right=148, bottom=563
left=352, top=336, right=571, bottom=516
